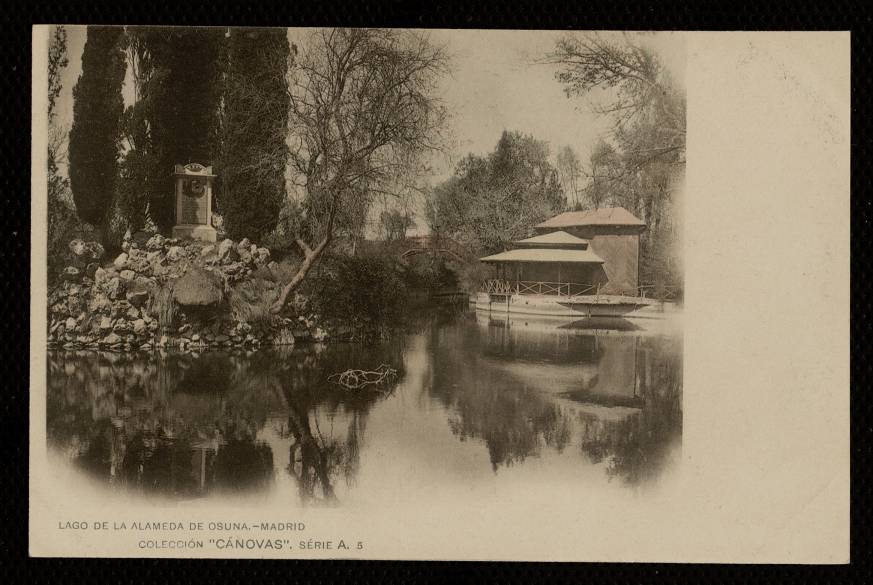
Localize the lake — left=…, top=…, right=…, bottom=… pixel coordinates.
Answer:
left=46, top=304, right=683, bottom=507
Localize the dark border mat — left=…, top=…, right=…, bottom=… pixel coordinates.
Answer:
left=5, top=1, right=870, bottom=582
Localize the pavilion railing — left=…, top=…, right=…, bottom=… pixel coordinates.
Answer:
left=482, top=279, right=599, bottom=296
left=637, top=284, right=683, bottom=301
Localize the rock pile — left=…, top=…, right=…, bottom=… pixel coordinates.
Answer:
left=47, top=233, right=327, bottom=352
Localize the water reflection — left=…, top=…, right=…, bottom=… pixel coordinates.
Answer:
left=426, top=313, right=682, bottom=482
left=46, top=306, right=682, bottom=504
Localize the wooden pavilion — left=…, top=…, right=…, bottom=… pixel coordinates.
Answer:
left=479, top=231, right=608, bottom=296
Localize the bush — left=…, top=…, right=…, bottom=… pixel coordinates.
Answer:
left=302, top=254, right=409, bottom=340
left=227, top=278, right=280, bottom=330
left=403, top=255, right=458, bottom=291
left=450, top=258, right=493, bottom=294
left=48, top=193, right=90, bottom=284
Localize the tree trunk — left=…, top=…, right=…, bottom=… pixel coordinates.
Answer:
left=269, top=235, right=332, bottom=314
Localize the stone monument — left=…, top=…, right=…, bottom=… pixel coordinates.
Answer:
left=171, top=163, right=217, bottom=242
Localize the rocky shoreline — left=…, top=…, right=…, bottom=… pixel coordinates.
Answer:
left=47, top=232, right=327, bottom=353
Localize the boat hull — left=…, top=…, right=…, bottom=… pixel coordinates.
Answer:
left=473, top=292, right=672, bottom=319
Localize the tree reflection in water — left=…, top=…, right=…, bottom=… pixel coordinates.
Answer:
left=46, top=343, right=403, bottom=503
left=426, top=314, right=682, bottom=484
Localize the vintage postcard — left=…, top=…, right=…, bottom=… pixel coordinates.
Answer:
left=29, top=27, right=849, bottom=562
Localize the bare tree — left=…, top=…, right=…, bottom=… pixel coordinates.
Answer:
left=556, top=145, right=582, bottom=208
left=543, top=33, right=685, bottom=155
left=270, top=28, right=449, bottom=313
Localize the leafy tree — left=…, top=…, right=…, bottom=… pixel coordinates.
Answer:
left=556, top=145, right=582, bottom=209
left=117, top=28, right=157, bottom=234
left=545, top=33, right=685, bottom=288
left=68, top=26, right=127, bottom=244
left=379, top=208, right=414, bottom=241
left=47, top=25, right=82, bottom=280
left=47, top=25, right=69, bottom=205
left=269, top=28, right=450, bottom=313
left=217, top=27, right=290, bottom=241
left=584, top=138, right=629, bottom=210
left=142, top=27, right=225, bottom=233
left=426, top=130, right=565, bottom=253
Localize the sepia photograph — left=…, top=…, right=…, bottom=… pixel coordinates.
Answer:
left=29, top=25, right=848, bottom=562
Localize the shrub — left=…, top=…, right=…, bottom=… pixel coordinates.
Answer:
left=227, top=278, right=280, bottom=330
left=302, top=254, right=409, bottom=340
left=403, top=255, right=458, bottom=291
left=450, top=258, right=493, bottom=294
left=68, top=26, right=126, bottom=241
left=48, top=192, right=90, bottom=284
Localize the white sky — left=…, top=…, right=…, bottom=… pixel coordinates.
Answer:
left=54, top=27, right=685, bottom=235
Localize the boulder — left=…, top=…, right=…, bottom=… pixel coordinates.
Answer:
left=132, top=319, right=147, bottom=334
left=65, top=317, right=77, bottom=332
left=145, top=234, right=167, bottom=251
left=255, top=247, right=271, bottom=264
left=111, top=300, right=131, bottom=318
left=69, top=239, right=105, bottom=261
left=89, top=294, right=112, bottom=315
left=166, top=245, right=185, bottom=262
left=105, top=277, right=126, bottom=300
left=125, top=288, right=149, bottom=308
left=102, top=332, right=122, bottom=346
left=113, top=253, right=129, bottom=268
left=172, top=267, right=224, bottom=307
left=113, top=320, right=131, bottom=334
left=126, top=248, right=150, bottom=273
left=119, top=269, right=136, bottom=281
left=93, top=267, right=108, bottom=286
left=217, top=239, right=239, bottom=263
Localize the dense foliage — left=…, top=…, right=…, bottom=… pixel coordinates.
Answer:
left=143, top=27, right=225, bottom=232
left=116, top=29, right=157, bottom=236
left=47, top=26, right=86, bottom=281
left=301, top=255, right=410, bottom=341
left=425, top=130, right=565, bottom=253
left=68, top=26, right=126, bottom=241
left=217, top=28, right=290, bottom=241
left=546, top=33, right=686, bottom=288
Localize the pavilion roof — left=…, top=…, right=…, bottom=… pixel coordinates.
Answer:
left=535, top=207, right=645, bottom=229
left=479, top=248, right=604, bottom=264
left=514, top=231, right=590, bottom=247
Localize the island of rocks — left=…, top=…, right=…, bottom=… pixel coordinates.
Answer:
left=47, top=232, right=326, bottom=352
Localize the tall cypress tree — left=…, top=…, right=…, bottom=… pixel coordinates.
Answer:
left=68, top=26, right=126, bottom=243
left=217, top=27, right=290, bottom=241
left=144, top=27, right=225, bottom=233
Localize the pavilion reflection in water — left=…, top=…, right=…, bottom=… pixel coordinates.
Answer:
left=426, top=311, right=682, bottom=477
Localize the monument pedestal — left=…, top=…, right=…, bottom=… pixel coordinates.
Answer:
left=172, top=224, right=217, bottom=243
left=171, top=163, right=217, bottom=243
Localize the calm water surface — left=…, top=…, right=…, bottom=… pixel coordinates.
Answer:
left=46, top=305, right=683, bottom=507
